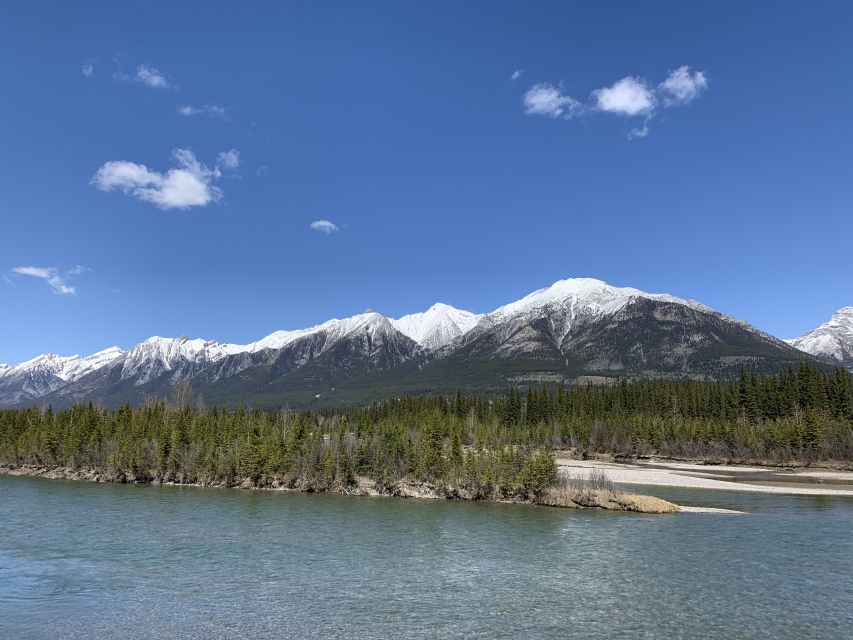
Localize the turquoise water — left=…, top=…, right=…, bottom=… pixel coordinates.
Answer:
left=1, top=476, right=851, bottom=639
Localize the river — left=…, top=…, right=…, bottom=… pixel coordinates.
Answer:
left=1, top=475, right=851, bottom=639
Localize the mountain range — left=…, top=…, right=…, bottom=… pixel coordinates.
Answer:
left=1, top=277, right=848, bottom=409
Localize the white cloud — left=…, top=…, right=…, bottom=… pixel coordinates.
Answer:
left=11, top=266, right=85, bottom=295
left=310, top=220, right=340, bottom=234
left=510, top=69, right=523, bottom=81
left=91, top=148, right=231, bottom=210
left=133, top=64, right=170, bottom=89
left=593, top=76, right=655, bottom=116
left=82, top=63, right=93, bottom=77
left=524, top=66, right=708, bottom=139
left=178, top=104, right=227, bottom=119
left=216, top=149, right=240, bottom=171
left=659, top=65, right=708, bottom=105
left=522, top=83, right=581, bottom=119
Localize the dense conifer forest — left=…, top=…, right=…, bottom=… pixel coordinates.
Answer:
left=1, top=364, right=851, bottom=498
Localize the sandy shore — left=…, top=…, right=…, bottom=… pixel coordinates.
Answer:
left=557, top=458, right=853, bottom=497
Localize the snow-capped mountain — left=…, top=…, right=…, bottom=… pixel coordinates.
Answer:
left=119, top=336, right=247, bottom=385
left=0, top=347, right=124, bottom=405
left=468, top=277, right=712, bottom=350
left=448, top=277, right=799, bottom=379
left=787, top=307, right=853, bottom=370
left=4, top=347, right=125, bottom=383
left=0, top=310, right=438, bottom=405
left=0, top=277, right=827, bottom=408
left=488, top=277, right=710, bottom=322
left=392, top=303, right=482, bottom=351
left=243, top=312, right=399, bottom=353
left=118, top=309, right=466, bottom=385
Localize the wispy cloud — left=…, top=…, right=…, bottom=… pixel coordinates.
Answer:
left=134, top=64, right=170, bottom=88
left=522, top=83, right=582, bottom=119
left=91, top=148, right=236, bottom=210
left=10, top=265, right=87, bottom=295
left=510, top=69, right=523, bottom=82
left=658, top=66, right=709, bottom=106
left=521, top=65, right=708, bottom=138
left=115, top=63, right=173, bottom=89
left=628, top=121, right=650, bottom=140
left=178, top=104, right=227, bottom=119
left=310, top=220, right=340, bottom=234
left=82, top=62, right=94, bottom=78
left=216, top=149, right=240, bottom=171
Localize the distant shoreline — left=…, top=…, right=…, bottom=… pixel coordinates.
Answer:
left=559, top=457, right=853, bottom=497
left=0, top=463, right=680, bottom=514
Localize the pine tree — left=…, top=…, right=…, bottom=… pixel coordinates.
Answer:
left=802, top=409, right=824, bottom=454
left=449, top=432, right=463, bottom=468
left=237, top=434, right=263, bottom=481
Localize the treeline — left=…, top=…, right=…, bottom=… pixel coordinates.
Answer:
left=0, top=399, right=559, bottom=500
left=0, top=365, right=851, bottom=496
left=347, top=363, right=853, bottom=460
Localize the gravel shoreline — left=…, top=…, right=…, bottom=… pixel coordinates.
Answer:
left=558, top=458, right=853, bottom=497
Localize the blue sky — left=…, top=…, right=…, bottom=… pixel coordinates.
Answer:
left=1, top=1, right=851, bottom=363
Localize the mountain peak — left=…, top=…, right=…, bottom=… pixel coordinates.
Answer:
left=392, top=303, right=482, bottom=349
left=788, top=306, right=853, bottom=368
left=831, top=306, right=853, bottom=322
left=426, top=302, right=459, bottom=312
left=491, top=277, right=707, bottom=320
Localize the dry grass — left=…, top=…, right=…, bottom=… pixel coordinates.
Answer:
left=536, top=486, right=677, bottom=513
left=536, top=468, right=678, bottom=513
left=611, top=493, right=679, bottom=513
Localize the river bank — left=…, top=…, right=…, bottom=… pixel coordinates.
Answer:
left=0, top=463, right=679, bottom=513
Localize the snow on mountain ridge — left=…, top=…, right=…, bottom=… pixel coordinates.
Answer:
left=489, top=277, right=710, bottom=320
left=474, top=277, right=716, bottom=347
left=119, top=312, right=407, bottom=385
left=0, top=347, right=125, bottom=384
left=787, top=307, right=853, bottom=367
left=249, top=311, right=400, bottom=351
left=392, top=303, right=482, bottom=350
left=0, top=278, right=753, bottom=396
